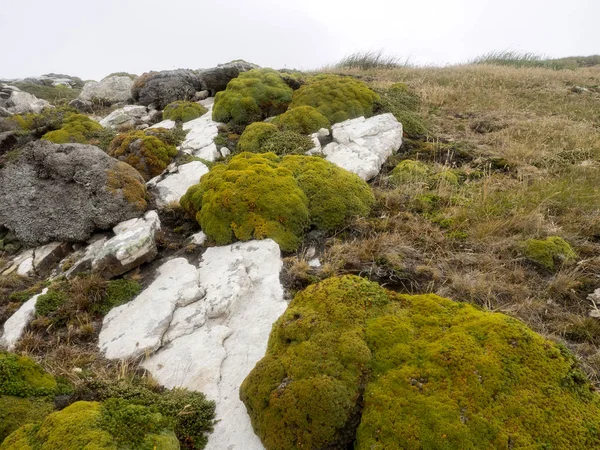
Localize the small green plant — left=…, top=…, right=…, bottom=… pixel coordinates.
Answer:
left=272, top=106, right=330, bottom=134
left=237, top=122, right=279, bottom=153
left=521, top=236, right=577, bottom=271
left=35, top=289, right=68, bottom=318
left=375, top=84, right=429, bottom=138
left=389, top=159, right=431, bottom=184
left=0, top=352, right=58, bottom=397
left=213, top=68, right=293, bottom=131
left=259, top=130, right=314, bottom=156
left=162, top=101, right=208, bottom=123
left=289, top=74, right=380, bottom=125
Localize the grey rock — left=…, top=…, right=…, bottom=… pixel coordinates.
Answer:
left=0, top=84, right=51, bottom=114
left=78, top=76, right=134, bottom=105
left=198, top=60, right=258, bottom=95
left=132, top=70, right=203, bottom=109
left=0, top=141, right=147, bottom=246
left=99, top=105, right=148, bottom=129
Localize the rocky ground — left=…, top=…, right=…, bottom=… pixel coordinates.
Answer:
left=1, top=57, right=600, bottom=449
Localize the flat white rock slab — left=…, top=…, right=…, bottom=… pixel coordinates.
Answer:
left=0, top=288, right=48, bottom=350
left=152, top=161, right=209, bottom=208
left=180, top=102, right=221, bottom=161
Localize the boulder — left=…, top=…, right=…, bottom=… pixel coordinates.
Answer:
left=2, top=242, right=71, bottom=277
left=22, top=73, right=84, bottom=88
left=99, top=105, right=148, bottom=129
left=73, top=76, right=134, bottom=108
left=149, top=161, right=209, bottom=208
left=180, top=102, right=221, bottom=160
left=132, top=70, right=203, bottom=109
left=321, top=113, right=403, bottom=180
left=148, top=119, right=176, bottom=130
left=91, top=210, right=160, bottom=278
left=198, top=60, right=259, bottom=95
left=0, top=84, right=51, bottom=115
left=0, top=141, right=147, bottom=246
left=0, top=288, right=48, bottom=351
left=99, top=239, right=286, bottom=450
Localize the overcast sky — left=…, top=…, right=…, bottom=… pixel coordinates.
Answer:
left=1, top=0, right=599, bottom=80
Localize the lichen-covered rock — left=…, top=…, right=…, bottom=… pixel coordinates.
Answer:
left=0, top=400, right=179, bottom=450
left=198, top=60, right=259, bottom=94
left=162, top=100, right=207, bottom=123
left=212, top=69, right=293, bottom=130
left=0, top=84, right=51, bottom=115
left=108, top=129, right=178, bottom=181
left=99, top=105, right=148, bottom=130
left=132, top=69, right=203, bottom=109
left=241, top=275, right=600, bottom=450
left=322, top=113, right=403, bottom=180
left=272, top=105, right=330, bottom=134
left=76, top=76, right=134, bottom=106
left=0, top=141, right=147, bottom=246
left=289, top=74, right=380, bottom=124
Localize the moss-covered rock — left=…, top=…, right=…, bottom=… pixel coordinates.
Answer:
left=280, top=155, right=374, bottom=230
left=289, top=74, right=380, bottom=125
left=272, top=106, right=330, bottom=134
left=162, top=101, right=208, bottom=123
left=521, top=236, right=577, bottom=271
left=389, top=159, right=431, bottom=184
left=108, top=129, right=178, bottom=181
left=259, top=130, right=314, bottom=156
left=41, top=114, right=103, bottom=144
left=237, top=122, right=279, bottom=153
left=1, top=400, right=178, bottom=450
left=0, top=352, right=57, bottom=397
left=212, top=69, right=293, bottom=130
left=241, top=275, right=600, bottom=450
left=180, top=153, right=374, bottom=250
left=180, top=152, right=309, bottom=252
left=105, top=161, right=148, bottom=211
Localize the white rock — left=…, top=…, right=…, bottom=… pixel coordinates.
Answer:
left=63, top=235, right=108, bottom=279
left=322, top=113, right=403, bottom=180
left=0, top=288, right=48, bottom=350
left=1, top=85, right=51, bottom=114
left=152, top=161, right=209, bottom=208
left=142, top=239, right=285, bottom=450
left=188, top=231, right=207, bottom=246
left=149, top=119, right=176, bottom=130
left=92, top=211, right=161, bottom=278
left=99, top=257, right=204, bottom=360
left=180, top=103, right=221, bottom=161
left=100, top=105, right=148, bottom=129
left=308, top=258, right=322, bottom=268
left=78, top=76, right=133, bottom=105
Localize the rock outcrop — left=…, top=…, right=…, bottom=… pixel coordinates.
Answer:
left=180, top=100, right=221, bottom=160
left=198, top=60, right=259, bottom=95
left=73, top=76, right=134, bottom=109
left=0, top=84, right=51, bottom=115
left=99, top=239, right=286, bottom=450
left=320, top=113, right=403, bottom=180
left=132, top=70, right=203, bottom=109
left=0, top=288, right=48, bottom=351
left=149, top=161, right=209, bottom=208
left=0, top=141, right=147, bottom=246
left=99, top=105, right=151, bottom=129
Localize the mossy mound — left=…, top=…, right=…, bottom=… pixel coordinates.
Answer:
left=9, top=106, right=77, bottom=133
left=272, top=106, right=330, bottom=134
left=180, top=153, right=374, bottom=251
left=289, top=74, right=380, bottom=125
left=389, top=159, right=431, bottom=184
left=180, top=152, right=310, bottom=252
left=1, top=400, right=178, bottom=450
left=108, top=129, right=178, bottom=181
left=41, top=114, right=103, bottom=144
left=0, top=396, right=54, bottom=443
left=259, top=130, right=314, bottom=156
left=280, top=156, right=374, bottom=230
left=521, top=236, right=577, bottom=271
left=237, top=122, right=279, bottom=153
left=241, top=275, right=600, bottom=450
left=162, top=100, right=208, bottom=123
left=105, top=161, right=148, bottom=211
left=376, top=83, right=429, bottom=138
left=0, top=352, right=57, bottom=397
left=212, top=68, right=293, bottom=130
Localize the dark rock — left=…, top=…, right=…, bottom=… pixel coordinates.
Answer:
left=0, top=141, right=147, bottom=246
left=131, top=69, right=203, bottom=109
left=198, top=60, right=259, bottom=95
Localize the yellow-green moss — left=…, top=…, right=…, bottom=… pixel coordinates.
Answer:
left=162, top=100, right=208, bottom=122
left=237, top=122, right=279, bottom=153
left=289, top=74, right=380, bottom=125
left=0, top=400, right=178, bottom=450
left=521, top=236, right=577, bottom=271
left=9, top=106, right=77, bottom=132
left=376, top=84, right=429, bottom=138
left=0, top=395, right=54, bottom=443
left=431, top=169, right=460, bottom=187
left=0, top=352, right=57, bottom=398
left=390, top=159, right=431, bottom=184
left=212, top=69, right=293, bottom=130
left=259, top=131, right=314, bottom=156
left=272, top=106, right=330, bottom=134
left=180, top=152, right=310, bottom=251
left=105, top=161, right=148, bottom=211
left=280, top=155, right=374, bottom=230
left=242, top=275, right=600, bottom=450
left=108, top=130, right=177, bottom=181
left=41, top=114, right=103, bottom=144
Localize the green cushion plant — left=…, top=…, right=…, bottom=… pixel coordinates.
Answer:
left=41, top=114, right=103, bottom=144
left=521, top=236, right=577, bottom=271
left=237, top=122, right=279, bottom=153
left=272, top=106, right=330, bottom=134
left=162, top=101, right=208, bottom=123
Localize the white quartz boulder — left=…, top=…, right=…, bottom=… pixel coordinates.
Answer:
left=0, top=288, right=48, bottom=350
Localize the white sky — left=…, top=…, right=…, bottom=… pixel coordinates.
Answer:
left=1, top=0, right=599, bottom=80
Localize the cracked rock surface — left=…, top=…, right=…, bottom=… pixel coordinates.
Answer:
left=98, top=239, right=285, bottom=450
